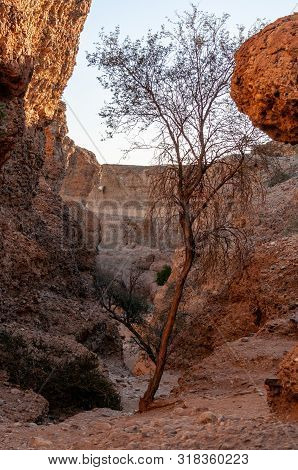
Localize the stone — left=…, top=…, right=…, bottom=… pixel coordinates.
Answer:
left=197, top=411, right=218, bottom=424
left=266, top=345, right=298, bottom=420
left=31, top=437, right=53, bottom=449
left=124, top=425, right=139, bottom=433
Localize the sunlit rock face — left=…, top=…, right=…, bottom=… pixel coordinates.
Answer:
left=0, top=0, right=92, bottom=166
left=231, top=14, right=298, bottom=144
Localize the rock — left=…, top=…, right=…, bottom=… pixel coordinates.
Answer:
left=231, top=14, right=298, bottom=144
left=0, top=0, right=92, bottom=167
left=0, top=0, right=123, bottom=425
left=197, top=411, right=218, bottom=424
left=124, top=425, right=139, bottom=433
left=266, top=345, right=298, bottom=420
left=0, top=381, right=49, bottom=424
left=175, top=407, right=188, bottom=416
left=98, top=422, right=112, bottom=432
left=31, top=437, right=53, bottom=449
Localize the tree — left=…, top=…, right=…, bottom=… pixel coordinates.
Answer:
left=95, top=267, right=157, bottom=365
left=87, top=6, right=267, bottom=411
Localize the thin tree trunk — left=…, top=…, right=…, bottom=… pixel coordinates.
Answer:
left=139, top=216, right=195, bottom=412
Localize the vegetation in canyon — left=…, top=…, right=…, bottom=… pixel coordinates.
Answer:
left=95, top=266, right=157, bottom=365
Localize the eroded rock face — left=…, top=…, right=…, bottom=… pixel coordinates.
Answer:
left=60, top=140, right=102, bottom=204
left=0, top=0, right=92, bottom=165
left=0, top=1, right=122, bottom=416
left=0, top=0, right=92, bottom=124
left=61, top=158, right=175, bottom=301
left=231, top=14, right=298, bottom=144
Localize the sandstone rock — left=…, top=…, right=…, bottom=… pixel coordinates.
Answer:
left=266, top=345, right=298, bottom=420
left=60, top=140, right=102, bottom=205
left=197, top=411, right=218, bottom=424
left=0, top=0, right=92, bottom=124
left=0, top=1, right=92, bottom=166
left=231, top=14, right=298, bottom=144
left=31, top=437, right=53, bottom=449
left=0, top=381, right=48, bottom=424
left=0, top=1, right=123, bottom=419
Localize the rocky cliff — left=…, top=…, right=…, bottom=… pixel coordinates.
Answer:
left=0, top=0, right=92, bottom=166
left=61, top=157, right=175, bottom=302
left=0, top=0, right=121, bottom=420
left=231, top=14, right=298, bottom=144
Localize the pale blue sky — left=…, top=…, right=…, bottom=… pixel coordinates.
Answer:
left=63, top=0, right=296, bottom=165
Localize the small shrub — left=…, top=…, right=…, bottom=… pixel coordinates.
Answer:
left=156, top=265, right=172, bottom=286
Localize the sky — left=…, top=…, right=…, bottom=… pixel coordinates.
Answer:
left=63, top=0, right=296, bottom=166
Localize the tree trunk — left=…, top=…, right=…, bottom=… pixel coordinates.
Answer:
left=139, top=215, right=195, bottom=412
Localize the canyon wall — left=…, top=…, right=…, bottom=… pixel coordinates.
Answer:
left=61, top=156, right=174, bottom=300
left=0, top=0, right=121, bottom=419
left=0, top=2, right=296, bottom=423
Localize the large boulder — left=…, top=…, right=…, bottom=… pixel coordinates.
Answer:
left=231, top=14, right=298, bottom=144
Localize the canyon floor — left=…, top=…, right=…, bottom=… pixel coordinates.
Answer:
left=0, top=333, right=297, bottom=450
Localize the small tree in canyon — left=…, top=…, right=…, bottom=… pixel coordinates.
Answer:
left=95, top=267, right=157, bottom=365
left=88, top=6, right=267, bottom=411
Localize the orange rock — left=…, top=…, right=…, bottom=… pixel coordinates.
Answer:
left=231, top=14, right=298, bottom=144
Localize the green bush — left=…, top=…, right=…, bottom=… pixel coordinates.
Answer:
left=95, top=270, right=150, bottom=325
left=156, top=264, right=172, bottom=286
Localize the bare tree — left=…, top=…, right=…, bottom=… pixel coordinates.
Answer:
left=88, top=6, right=267, bottom=411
